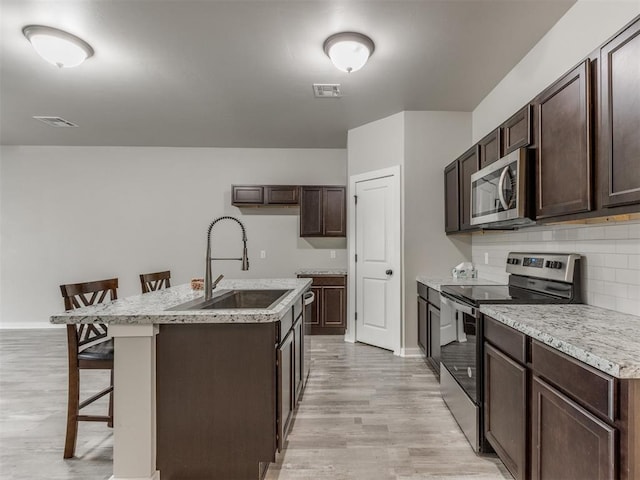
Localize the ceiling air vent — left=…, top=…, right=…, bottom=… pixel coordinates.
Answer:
left=313, top=84, right=342, bottom=98
left=33, top=116, right=78, bottom=127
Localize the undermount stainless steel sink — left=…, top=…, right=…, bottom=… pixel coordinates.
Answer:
left=168, top=289, right=292, bottom=311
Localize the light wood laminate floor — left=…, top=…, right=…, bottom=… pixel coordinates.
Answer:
left=0, top=330, right=510, bottom=480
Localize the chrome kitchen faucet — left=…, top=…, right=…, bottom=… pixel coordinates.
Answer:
left=204, top=216, right=249, bottom=300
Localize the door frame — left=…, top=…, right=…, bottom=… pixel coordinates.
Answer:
left=346, top=165, right=402, bottom=355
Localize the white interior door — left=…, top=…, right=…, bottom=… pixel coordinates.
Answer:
left=354, top=172, right=401, bottom=352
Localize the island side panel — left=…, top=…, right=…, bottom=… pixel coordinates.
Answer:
left=156, top=322, right=278, bottom=480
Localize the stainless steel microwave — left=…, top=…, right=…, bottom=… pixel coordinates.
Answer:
left=470, top=148, right=534, bottom=228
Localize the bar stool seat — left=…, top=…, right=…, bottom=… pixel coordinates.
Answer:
left=78, top=339, right=114, bottom=361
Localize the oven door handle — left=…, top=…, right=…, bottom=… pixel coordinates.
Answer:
left=497, top=166, right=511, bottom=211
left=440, top=293, right=476, bottom=316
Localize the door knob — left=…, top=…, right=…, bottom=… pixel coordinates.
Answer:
left=385, top=269, right=393, bottom=275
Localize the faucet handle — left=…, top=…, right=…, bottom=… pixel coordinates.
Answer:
left=212, top=274, right=224, bottom=289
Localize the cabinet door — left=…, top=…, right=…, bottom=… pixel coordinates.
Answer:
left=503, top=105, right=532, bottom=154
left=417, top=296, right=428, bottom=354
left=536, top=60, right=592, bottom=219
left=459, top=146, right=480, bottom=231
left=303, top=292, right=312, bottom=382
left=600, top=18, right=640, bottom=207
left=427, top=304, right=441, bottom=375
left=323, top=186, right=346, bottom=236
left=265, top=186, right=299, bottom=205
left=322, top=286, right=346, bottom=332
left=308, top=286, right=322, bottom=329
left=293, top=316, right=303, bottom=404
left=531, top=376, right=616, bottom=480
left=479, top=128, right=502, bottom=168
left=484, top=343, right=527, bottom=480
left=300, top=186, right=323, bottom=236
left=277, top=331, right=294, bottom=452
left=232, top=185, right=264, bottom=205
left=444, top=160, right=460, bottom=233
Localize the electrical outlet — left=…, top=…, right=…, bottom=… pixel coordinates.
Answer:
left=330, top=250, right=336, bottom=259
left=484, top=252, right=489, bottom=264
left=260, top=250, right=266, bottom=259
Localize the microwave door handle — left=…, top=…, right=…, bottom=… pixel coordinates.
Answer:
left=497, top=166, right=510, bottom=210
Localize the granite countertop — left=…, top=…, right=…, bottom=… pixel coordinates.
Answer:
left=416, top=275, right=500, bottom=292
left=296, top=268, right=347, bottom=275
left=50, top=278, right=312, bottom=325
left=480, top=304, right=640, bottom=379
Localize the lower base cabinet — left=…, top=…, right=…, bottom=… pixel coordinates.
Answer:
left=484, top=343, right=527, bottom=480
left=531, top=376, right=616, bottom=480
left=156, top=295, right=309, bottom=480
left=483, top=315, right=640, bottom=480
left=297, top=274, right=346, bottom=334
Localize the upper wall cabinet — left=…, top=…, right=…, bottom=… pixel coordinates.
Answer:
left=232, top=185, right=299, bottom=206
left=444, top=160, right=460, bottom=234
left=501, top=105, right=532, bottom=155
left=459, top=146, right=480, bottom=231
left=300, top=186, right=346, bottom=237
left=600, top=17, right=640, bottom=208
left=535, top=60, right=592, bottom=219
left=478, top=128, right=502, bottom=168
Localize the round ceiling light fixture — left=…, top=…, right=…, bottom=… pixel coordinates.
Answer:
left=323, top=32, right=375, bottom=73
left=22, top=25, right=94, bottom=68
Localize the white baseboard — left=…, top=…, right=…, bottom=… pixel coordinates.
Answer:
left=399, top=347, right=424, bottom=358
left=0, top=322, right=63, bottom=330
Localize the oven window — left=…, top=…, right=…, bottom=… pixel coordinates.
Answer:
left=440, top=311, right=478, bottom=402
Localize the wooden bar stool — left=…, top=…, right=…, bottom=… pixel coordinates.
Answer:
left=60, top=278, right=118, bottom=459
left=139, top=270, right=171, bottom=293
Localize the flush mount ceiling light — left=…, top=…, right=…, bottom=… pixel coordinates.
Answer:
left=22, top=25, right=94, bottom=68
left=323, top=32, right=375, bottom=73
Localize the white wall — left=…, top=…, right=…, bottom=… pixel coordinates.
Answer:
left=472, top=220, right=640, bottom=315
left=0, top=146, right=347, bottom=327
left=347, top=112, right=405, bottom=177
left=347, top=111, right=473, bottom=353
left=403, top=111, right=473, bottom=350
left=473, top=0, right=640, bottom=141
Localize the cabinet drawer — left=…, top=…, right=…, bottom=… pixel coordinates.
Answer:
left=299, top=275, right=346, bottom=287
left=279, top=307, right=294, bottom=344
left=531, top=340, right=616, bottom=422
left=428, top=288, right=440, bottom=308
left=484, top=316, right=527, bottom=365
left=417, top=282, right=428, bottom=300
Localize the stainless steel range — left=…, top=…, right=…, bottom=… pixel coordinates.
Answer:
left=438, top=252, right=582, bottom=453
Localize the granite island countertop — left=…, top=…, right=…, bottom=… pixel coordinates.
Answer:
left=480, top=304, right=640, bottom=379
left=416, top=275, right=500, bottom=292
left=50, top=278, right=312, bottom=325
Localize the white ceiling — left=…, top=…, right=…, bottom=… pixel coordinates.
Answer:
left=1, top=0, right=575, bottom=148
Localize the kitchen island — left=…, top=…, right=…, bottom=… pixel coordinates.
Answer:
left=51, top=278, right=312, bottom=480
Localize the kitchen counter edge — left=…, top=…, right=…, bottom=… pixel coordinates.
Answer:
left=50, top=278, right=312, bottom=325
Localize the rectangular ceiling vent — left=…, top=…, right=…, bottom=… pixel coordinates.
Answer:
left=313, top=84, right=342, bottom=98
left=33, top=116, right=78, bottom=127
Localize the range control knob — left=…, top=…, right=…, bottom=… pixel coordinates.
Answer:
left=554, top=261, right=563, bottom=269
left=545, top=261, right=552, bottom=268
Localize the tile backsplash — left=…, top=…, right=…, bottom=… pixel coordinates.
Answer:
left=471, top=220, right=640, bottom=316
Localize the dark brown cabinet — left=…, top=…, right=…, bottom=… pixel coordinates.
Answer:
left=502, top=105, right=533, bottom=154
left=293, top=315, right=303, bottom=405
left=300, top=186, right=346, bottom=237
left=297, top=275, right=346, bottom=334
left=232, top=185, right=299, bottom=206
left=484, top=343, right=527, bottom=480
left=459, top=146, right=480, bottom=231
left=479, top=128, right=502, bottom=168
left=600, top=17, right=640, bottom=208
left=444, top=160, right=460, bottom=233
left=531, top=376, right=616, bottom=480
left=535, top=60, right=592, bottom=219
left=277, top=329, right=294, bottom=452
left=417, top=282, right=441, bottom=377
